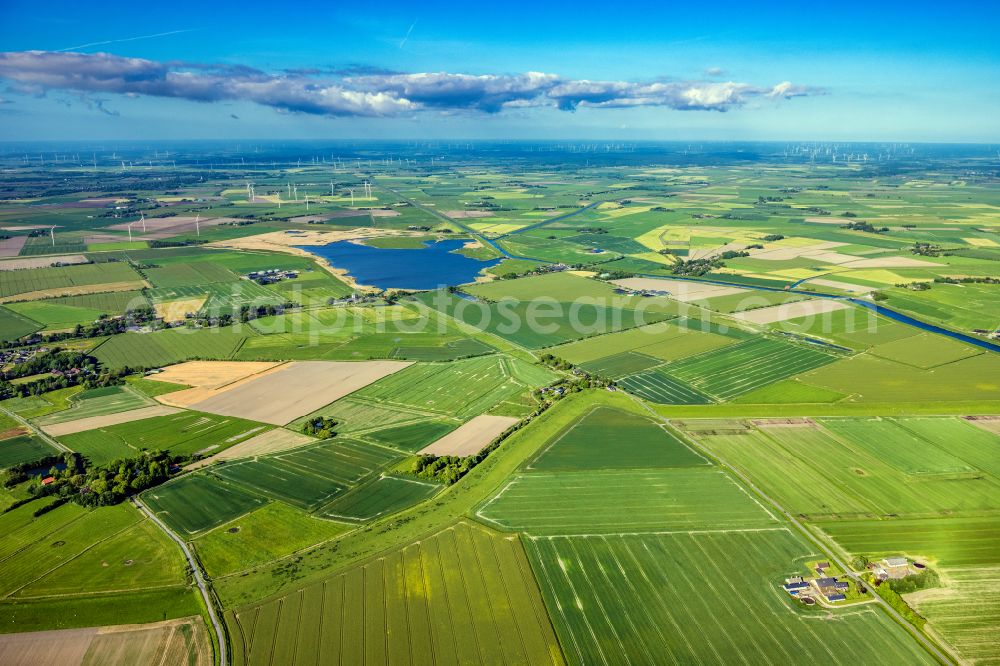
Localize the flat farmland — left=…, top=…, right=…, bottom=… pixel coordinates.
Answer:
left=352, top=356, right=551, bottom=419
left=92, top=326, right=248, bottom=370
left=226, top=522, right=563, bottom=666
left=907, top=567, right=1000, bottom=666
left=36, top=385, right=152, bottom=425
left=577, top=351, right=662, bottom=378
left=548, top=320, right=731, bottom=365
left=816, top=516, right=1000, bottom=567
left=362, top=419, right=457, bottom=453
left=417, top=414, right=517, bottom=456
left=416, top=290, right=676, bottom=349
left=685, top=419, right=1000, bottom=519
left=0, top=434, right=58, bottom=468
left=664, top=337, right=840, bottom=400
left=526, top=406, right=706, bottom=471
left=0, top=502, right=186, bottom=600
left=213, top=438, right=399, bottom=509
left=819, top=417, right=976, bottom=475
left=527, top=530, right=936, bottom=666
left=617, top=368, right=714, bottom=404
left=477, top=468, right=777, bottom=534
left=0, top=262, right=143, bottom=301
left=142, top=473, right=268, bottom=536
left=0, top=305, right=42, bottom=341
left=58, top=410, right=272, bottom=464
left=193, top=502, right=352, bottom=577
left=177, top=360, right=412, bottom=425
left=319, top=475, right=440, bottom=521
left=0, top=616, right=209, bottom=666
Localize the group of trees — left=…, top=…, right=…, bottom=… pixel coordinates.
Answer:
left=0, top=351, right=131, bottom=400
left=2, top=449, right=176, bottom=511
left=842, top=220, right=889, bottom=234
left=302, top=416, right=338, bottom=439
left=671, top=257, right=724, bottom=276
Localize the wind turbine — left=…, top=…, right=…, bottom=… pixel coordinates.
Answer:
left=276, top=191, right=281, bottom=209
left=349, top=189, right=355, bottom=206
left=50, top=226, right=56, bottom=246
left=127, top=222, right=133, bottom=243
left=140, top=212, right=146, bottom=232
left=293, top=186, right=298, bottom=202
left=305, top=194, right=310, bottom=212
left=195, top=214, right=201, bottom=236
left=287, top=183, right=292, bottom=200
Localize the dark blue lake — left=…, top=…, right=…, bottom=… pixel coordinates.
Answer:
left=296, top=239, right=502, bottom=290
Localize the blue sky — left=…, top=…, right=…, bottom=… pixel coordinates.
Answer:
left=0, top=0, right=997, bottom=141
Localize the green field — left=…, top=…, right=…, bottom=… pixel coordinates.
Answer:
left=617, top=368, right=715, bottom=404
left=684, top=418, right=1000, bottom=519
left=0, top=305, right=42, bottom=341
left=526, top=406, right=706, bottom=471
left=319, top=475, right=440, bottom=521
left=0, top=502, right=187, bottom=601
left=142, top=473, right=268, bottom=536
left=193, top=502, right=352, bottom=577
left=416, top=289, right=677, bottom=349
left=0, top=262, right=143, bottom=299
left=91, top=325, right=248, bottom=369
left=58, top=410, right=272, bottom=464
left=527, top=529, right=936, bottom=665
left=36, top=385, right=152, bottom=425
left=360, top=419, right=457, bottom=452
left=0, top=434, right=59, bottom=468
left=226, top=522, right=563, bottom=666
left=816, top=516, right=1000, bottom=568
left=663, top=337, right=841, bottom=400
left=477, top=468, right=778, bottom=534
left=352, top=355, right=554, bottom=419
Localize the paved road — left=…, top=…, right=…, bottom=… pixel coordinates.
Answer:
left=132, top=497, right=228, bottom=666
left=631, top=396, right=957, bottom=666
left=0, top=404, right=69, bottom=452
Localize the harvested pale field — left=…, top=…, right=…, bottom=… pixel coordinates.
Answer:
left=151, top=360, right=281, bottom=389
left=418, top=414, right=518, bottom=456
left=805, top=216, right=857, bottom=224
left=839, top=256, right=941, bottom=269
left=82, top=617, right=210, bottom=666
left=179, top=360, right=412, bottom=425
left=186, top=427, right=313, bottom=469
left=153, top=296, right=209, bottom=323
left=807, top=278, right=873, bottom=294
left=964, top=416, right=1000, bottom=435
left=752, top=417, right=817, bottom=427
left=41, top=405, right=183, bottom=437
left=0, top=426, right=29, bottom=439
left=733, top=299, right=850, bottom=324
left=748, top=241, right=846, bottom=261
left=0, top=225, right=51, bottom=231
left=0, top=255, right=89, bottom=271
left=0, top=236, right=27, bottom=257
left=0, top=627, right=96, bottom=666
left=0, top=281, right=149, bottom=304
left=611, top=277, right=747, bottom=301
left=152, top=361, right=283, bottom=407
left=106, top=216, right=237, bottom=240
left=443, top=210, right=495, bottom=218
left=367, top=208, right=400, bottom=217
left=0, top=617, right=210, bottom=666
